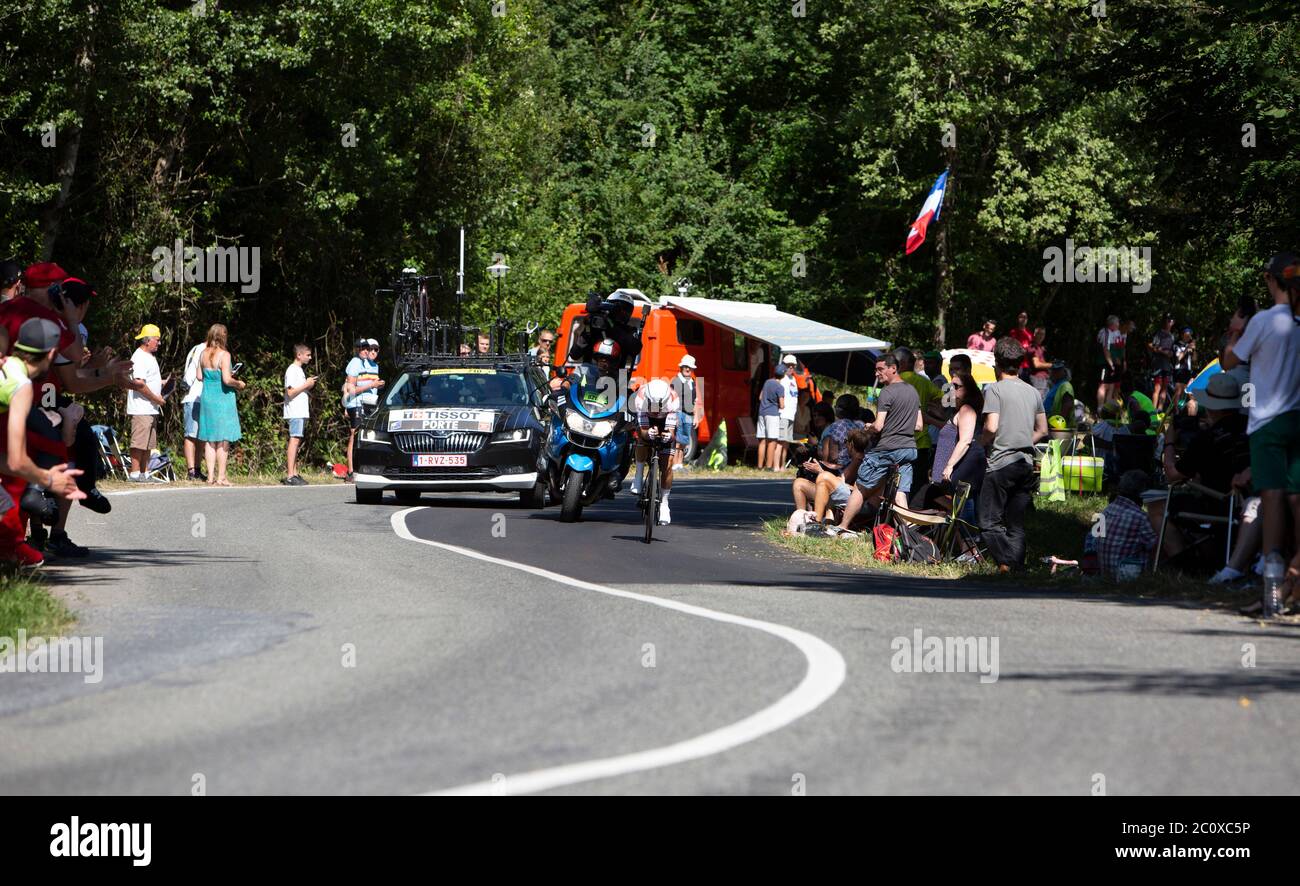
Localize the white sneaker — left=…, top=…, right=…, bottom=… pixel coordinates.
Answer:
left=657, top=498, right=671, bottom=525
left=630, top=475, right=642, bottom=495
left=1208, top=566, right=1245, bottom=585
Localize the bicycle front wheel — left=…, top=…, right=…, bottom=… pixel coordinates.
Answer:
left=643, top=455, right=658, bottom=544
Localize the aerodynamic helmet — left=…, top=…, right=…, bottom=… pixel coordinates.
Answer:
left=643, top=378, right=671, bottom=413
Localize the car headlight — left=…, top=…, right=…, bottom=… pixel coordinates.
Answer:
left=489, top=428, right=532, bottom=444
left=360, top=428, right=391, bottom=445
left=565, top=412, right=615, bottom=438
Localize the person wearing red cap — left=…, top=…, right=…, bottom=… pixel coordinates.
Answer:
left=0, top=267, right=137, bottom=556
left=0, top=318, right=87, bottom=567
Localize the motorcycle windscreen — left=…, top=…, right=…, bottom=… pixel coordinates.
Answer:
left=568, top=364, right=624, bottom=419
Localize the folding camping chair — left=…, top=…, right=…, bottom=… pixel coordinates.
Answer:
left=92, top=425, right=176, bottom=482
left=143, top=448, right=177, bottom=482
left=91, top=424, right=130, bottom=480
left=736, top=416, right=760, bottom=466
left=889, top=481, right=984, bottom=563
left=1153, top=479, right=1240, bottom=574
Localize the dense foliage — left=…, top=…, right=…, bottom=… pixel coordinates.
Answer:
left=2, top=0, right=1296, bottom=468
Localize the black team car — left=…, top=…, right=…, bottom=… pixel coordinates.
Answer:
left=352, top=352, right=550, bottom=507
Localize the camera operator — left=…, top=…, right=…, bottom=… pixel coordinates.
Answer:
left=568, top=289, right=643, bottom=370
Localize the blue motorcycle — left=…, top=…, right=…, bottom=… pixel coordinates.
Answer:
left=544, top=364, right=632, bottom=523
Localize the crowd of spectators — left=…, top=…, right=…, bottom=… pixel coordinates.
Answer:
left=0, top=262, right=139, bottom=566
left=0, top=261, right=398, bottom=567
left=781, top=253, right=1300, bottom=613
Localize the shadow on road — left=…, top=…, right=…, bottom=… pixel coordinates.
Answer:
left=42, top=547, right=257, bottom=586
left=1001, top=666, right=1300, bottom=697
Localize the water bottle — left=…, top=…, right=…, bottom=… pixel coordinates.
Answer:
left=1262, top=552, right=1286, bottom=618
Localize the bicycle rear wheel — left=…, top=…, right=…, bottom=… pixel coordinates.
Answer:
left=390, top=296, right=409, bottom=364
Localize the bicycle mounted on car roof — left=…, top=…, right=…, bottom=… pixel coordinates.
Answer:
left=377, top=268, right=537, bottom=367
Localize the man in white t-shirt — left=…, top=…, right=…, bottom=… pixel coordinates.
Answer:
left=126, top=324, right=170, bottom=481
left=1221, top=253, right=1300, bottom=573
left=282, top=343, right=317, bottom=486
left=181, top=340, right=206, bottom=480
left=779, top=355, right=799, bottom=466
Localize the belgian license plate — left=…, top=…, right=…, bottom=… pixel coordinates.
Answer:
left=413, top=454, right=467, bottom=467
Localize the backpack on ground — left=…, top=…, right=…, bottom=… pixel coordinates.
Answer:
left=892, top=518, right=942, bottom=564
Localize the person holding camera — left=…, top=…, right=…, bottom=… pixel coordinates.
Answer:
left=567, top=290, right=642, bottom=370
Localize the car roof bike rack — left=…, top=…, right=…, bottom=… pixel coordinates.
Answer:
left=381, top=269, right=535, bottom=366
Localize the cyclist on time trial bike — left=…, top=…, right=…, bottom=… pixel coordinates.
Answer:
left=630, top=378, right=679, bottom=525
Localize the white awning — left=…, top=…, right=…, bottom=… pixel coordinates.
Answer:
left=661, top=297, right=890, bottom=355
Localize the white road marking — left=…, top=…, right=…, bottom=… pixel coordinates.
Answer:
left=390, top=507, right=847, bottom=796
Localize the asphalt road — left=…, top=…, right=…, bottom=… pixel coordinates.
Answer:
left=1, top=476, right=1297, bottom=795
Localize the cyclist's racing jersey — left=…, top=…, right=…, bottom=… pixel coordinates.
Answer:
left=634, top=384, right=680, bottom=443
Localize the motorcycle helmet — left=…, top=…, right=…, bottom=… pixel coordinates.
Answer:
left=643, top=378, right=671, bottom=412
left=594, top=338, right=621, bottom=360
left=1048, top=415, right=1068, bottom=431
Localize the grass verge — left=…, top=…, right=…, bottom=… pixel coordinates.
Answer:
left=676, top=465, right=791, bottom=481
left=762, top=493, right=1262, bottom=611
left=0, top=571, right=74, bottom=639
left=100, top=469, right=347, bottom=492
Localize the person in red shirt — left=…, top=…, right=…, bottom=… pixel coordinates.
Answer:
left=1009, top=311, right=1034, bottom=351
left=0, top=264, right=137, bottom=557
left=0, top=319, right=87, bottom=567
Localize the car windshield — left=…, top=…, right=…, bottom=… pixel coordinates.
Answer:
left=386, top=368, right=531, bottom=408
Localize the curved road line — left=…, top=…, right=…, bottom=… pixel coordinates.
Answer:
left=390, top=507, right=847, bottom=796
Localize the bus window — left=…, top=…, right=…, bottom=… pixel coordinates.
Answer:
left=676, top=318, right=705, bottom=346
left=721, top=332, right=746, bottom=370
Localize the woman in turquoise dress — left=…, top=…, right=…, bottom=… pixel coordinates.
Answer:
left=197, top=323, right=246, bottom=486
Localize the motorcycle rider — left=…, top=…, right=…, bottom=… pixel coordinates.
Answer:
left=630, top=378, right=680, bottom=525
left=567, top=289, right=643, bottom=370
left=550, top=337, right=621, bottom=405
left=547, top=338, right=630, bottom=501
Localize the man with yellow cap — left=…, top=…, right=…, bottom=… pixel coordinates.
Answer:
left=127, top=323, right=171, bottom=480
